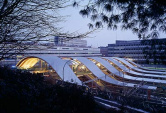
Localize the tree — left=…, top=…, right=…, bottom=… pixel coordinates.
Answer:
left=0, top=66, right=96, bottom=113
left=74, top=0, right=166, bottom=39
left=0, top=0, right=66, bottom=60
left=0, top=0, right=92, bottom=60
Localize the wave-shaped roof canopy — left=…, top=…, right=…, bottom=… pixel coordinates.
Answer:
left=17, top=55, right=166, bottom=90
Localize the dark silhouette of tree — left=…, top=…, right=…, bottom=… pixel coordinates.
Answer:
left=0, top=66, right=124, bottom=113
left=0, top=66, right=96, bottom=113
left=74, top=0, right=166, bottom=39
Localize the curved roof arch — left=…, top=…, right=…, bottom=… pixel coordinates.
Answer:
left=104, top=57, right=166, bottom=79
left=91, top=57, right=166, bottom=84
left=72, top=57, right=156, bottom=90
left=89, top=57, right=157, bottom=90
left=16, top=55, right=82, bottom=85
left=114, top=57, right=166, bottom=75
left=126, top=59, right=166, bottom=72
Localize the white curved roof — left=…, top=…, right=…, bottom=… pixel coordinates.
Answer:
left=104, top=57, right=128, bottom=71
left=115, top=57, right=166, bottom=75
left=17, top=55, right=82, bottom=85
left=91, top=57, right=158, bottom=88
left=126, top=59, right=166, bottom=72
left=104, top=57, right=166, bottom=79
left=17, top=56, right=162, bottom=90
left=91, top=57, right=123, bottom=77
left=73, top=57, right=156, bottom=90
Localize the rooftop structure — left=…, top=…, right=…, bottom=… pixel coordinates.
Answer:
left=17, top=55, right=166, bottom=97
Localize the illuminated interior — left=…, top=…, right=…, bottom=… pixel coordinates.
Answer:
left=88, top=58, right=115, bottom=78
left=89, top=58, right=140, bottom=84
left=102, top=58, right=124, bottom=72
left=61, top=57, right=105, bottom=89
left=17, top=57, right=61, bottom=80
left=16, top=56, right=166, bottom=94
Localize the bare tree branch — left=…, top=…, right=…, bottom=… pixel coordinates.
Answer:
left=0, top=0, right=93, bottom=60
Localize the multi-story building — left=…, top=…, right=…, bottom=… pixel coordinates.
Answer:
left=99, top=46, right=108, bottom=57
left=23, top=46, right=101, bottom=57
left=0, top=37, right=101, bottom=66
left=54, top=36, right=87, bottom=47
left=108, top=38, right=166, bottom=64
left=23, top=37, right=100, bottom=57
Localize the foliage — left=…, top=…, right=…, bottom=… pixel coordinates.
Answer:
left=0, top=66, right=120, bottom=113
left=74, top=0, right=166, bottom=39
left=0, top=66, right=95, bottom=113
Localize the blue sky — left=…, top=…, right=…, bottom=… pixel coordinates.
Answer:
left=59, top=5, right=166, bottom=47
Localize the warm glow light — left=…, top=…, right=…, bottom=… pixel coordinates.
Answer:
left=81, top=66, right=85, bottom=69
left=18, top=58, right=39, bottom=69
left=97, top=63, right=101, bottom=66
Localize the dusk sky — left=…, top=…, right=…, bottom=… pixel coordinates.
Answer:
left=60, top=5, right=166, bottom=47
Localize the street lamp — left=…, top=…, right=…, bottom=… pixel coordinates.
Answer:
left=122, top=70, right=125, bottom=96
left=62, top=59, right=78, bottom=81
left=63, top=60, right=72, bottom=81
